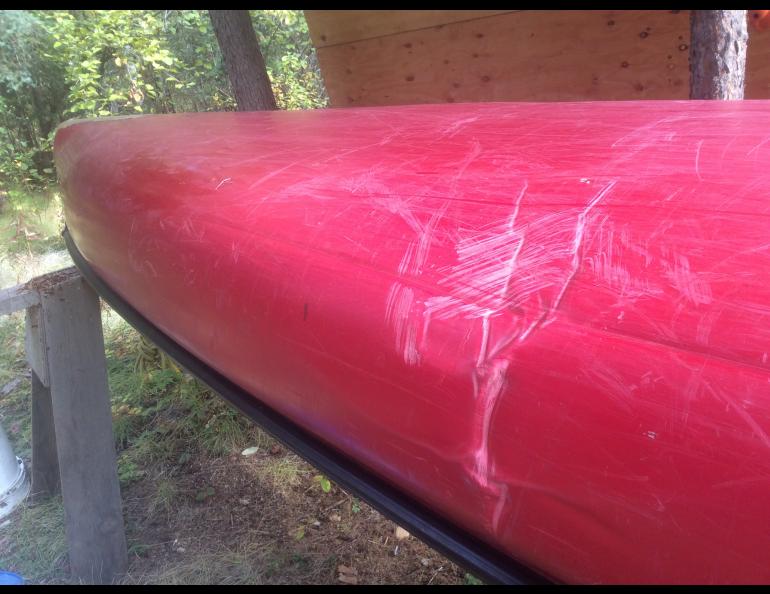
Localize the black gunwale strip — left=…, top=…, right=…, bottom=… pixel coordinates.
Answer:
left=63, top=226, right=552, bottom=586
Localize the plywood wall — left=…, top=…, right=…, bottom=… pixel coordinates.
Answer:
left=304, top=10, right=770, bottom=106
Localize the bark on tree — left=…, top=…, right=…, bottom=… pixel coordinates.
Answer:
left=209, top=10, right=277, bottom=111
left=689, top=10, right=748, bottom=99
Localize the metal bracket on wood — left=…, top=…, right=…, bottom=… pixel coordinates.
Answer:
left=1, top=267, right=127, bottom=584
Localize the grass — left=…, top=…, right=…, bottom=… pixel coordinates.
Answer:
left=148, top=476, right=178, bottom=518
left=124, top=542, right=271, bottom=585
left=0, top=496, right=68, bottom=583
left=256, top=455, right=307, bottom=497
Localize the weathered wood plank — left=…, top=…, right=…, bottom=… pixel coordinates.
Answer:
left=0, top=283, right=39, bottom=316
left=304, top=10, right=514, bottom=48
left=36, top=269, right=127, bottom=584
left=27, top=303, right=58, bottom=497
left=25, top=305, right=49, bottom=388
left=30, top=369, right=59, bottom=497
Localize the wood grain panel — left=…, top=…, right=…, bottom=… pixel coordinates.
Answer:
left=746, top=26, right=770, bottom=98
left=304, top=10, right=513, bottom=48
left=314, top=10, right=694, bottom=106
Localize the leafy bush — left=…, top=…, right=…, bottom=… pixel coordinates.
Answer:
left=0, top=10, right=328, bottom=192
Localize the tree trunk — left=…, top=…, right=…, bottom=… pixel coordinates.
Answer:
left=209, top=10, right=277, bottom=111
left=689, top=10, right=748, bottom=99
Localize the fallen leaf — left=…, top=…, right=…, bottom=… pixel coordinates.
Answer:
left=269, top=444, right=282, bottom=456
left=395, top=526, right=410, bottom=540
left=338, top=575, right=358, bottom=585
left=337, top=565, right=358, bottom=583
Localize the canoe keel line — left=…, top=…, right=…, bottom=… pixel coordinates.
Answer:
left=63, top=226, right=549, bottom=585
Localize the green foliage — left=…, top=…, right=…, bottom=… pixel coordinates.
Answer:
left=117, top=455, right=145, bottom=484
left=463, top=573, right=483, bottom=585
left=251, top=11, right=328, bottom=110
left=0, top=10, right=328, bottom=192
left=43, top=10, right=178, bottom=117
left=41, top=10, right=235, bottom=117
left=0, top=188, right=64, bottom=255
left=0, top=11, right=66, bottom=188
left=313, top=474, right=332, bottom=493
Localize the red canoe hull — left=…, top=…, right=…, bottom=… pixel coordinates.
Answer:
left=55, top=102, right=770, bottom=583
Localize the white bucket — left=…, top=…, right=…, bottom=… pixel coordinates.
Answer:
left=0, top=423, right=29, bottom=519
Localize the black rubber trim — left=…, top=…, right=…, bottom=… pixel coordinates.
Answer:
left=64, top=226, right=552, bottom=586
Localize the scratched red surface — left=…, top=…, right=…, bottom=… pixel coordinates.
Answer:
left=54, top=101, right=770, bottom=584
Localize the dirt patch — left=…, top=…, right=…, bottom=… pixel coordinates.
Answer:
left=119, top=446, right=467, bottom=585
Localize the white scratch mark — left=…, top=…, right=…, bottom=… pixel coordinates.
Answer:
left=547, top=180, right=617, bottom=322
left=477, top=312, right=492, bottom=367
left=385, top=283, right=420, bottom=366
left=662, top=253, right=713, bottom=306
left=747, top=135, right=770, bottom=156
left=443, top=116, right=480, bottom=138
left=706, top=383, right=770, bottom=451
left=491, top=483, right=509, bottom=536
left=694, top=139, right=704, bottom=181
left=471, top=359, right=510, bottom=487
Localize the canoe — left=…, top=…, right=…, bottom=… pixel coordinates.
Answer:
left=55, top=101, right=770, bottom=584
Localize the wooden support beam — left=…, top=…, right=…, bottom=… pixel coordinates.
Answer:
left=26, top=305, right=59, bottom=497
left=0, top=268, right=128, bottom=582
left=0, top=283, right=39, bottom=316
left=27, top=268, right=127, bottom=584
left=29, top=367, right=59, bottom=498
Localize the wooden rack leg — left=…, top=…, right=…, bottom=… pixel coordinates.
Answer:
left=29, top=269, right=127, bottom=584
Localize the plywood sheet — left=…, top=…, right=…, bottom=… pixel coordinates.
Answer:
left=304, top=10, right=513, bottom=48
left=315, top=10, right=696, bottom=106
left=746, top=27, right=770, bottom=98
